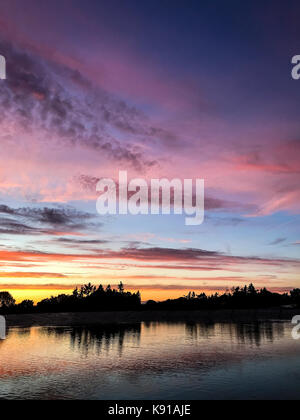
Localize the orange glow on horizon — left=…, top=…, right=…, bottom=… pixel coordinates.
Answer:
left=0, top=285, right=293, bottom=305
left=1, top=287, right=227, bottom=304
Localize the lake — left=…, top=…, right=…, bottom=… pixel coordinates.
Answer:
left=0, top=321, right=300, bottom=400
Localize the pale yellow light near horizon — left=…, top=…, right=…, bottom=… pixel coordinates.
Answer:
left=0, top=257, right=298, bottom=303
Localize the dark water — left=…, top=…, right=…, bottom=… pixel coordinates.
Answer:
left=0, top=321, right=300, bottom=400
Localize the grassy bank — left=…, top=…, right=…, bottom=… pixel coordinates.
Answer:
left=6, top=307, right=299, bottom=328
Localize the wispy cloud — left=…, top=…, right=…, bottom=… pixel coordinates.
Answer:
left=0, top=204, right=99, bottom=236
left=0, top=245, right=299, bottom=272
left=269, top=238, right=286, bottom=246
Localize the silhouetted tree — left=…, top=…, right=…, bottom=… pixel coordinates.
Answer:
left=79, top=283, right=96, bottom=298
left=16, top=300, right=34, bottom=313
left=73, top=287, right=79, bottom=299
left=0, top=291, right=15, bottom=308
left=291, top=289, right=300, bottom=307
left=1, top=283, right=298, bottom=315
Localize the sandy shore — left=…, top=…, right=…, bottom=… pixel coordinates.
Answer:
left=5, top=308, right=299, bottom=328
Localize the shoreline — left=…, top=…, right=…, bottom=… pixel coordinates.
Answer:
left=5, top=308, right=299, bottom=328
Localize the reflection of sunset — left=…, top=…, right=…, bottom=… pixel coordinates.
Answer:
left=0, top=322, right=296, bottom=383
left=0, top=328, right=70, bottom=378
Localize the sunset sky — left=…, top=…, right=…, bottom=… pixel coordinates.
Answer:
left=0, top=0, right=300, bottom=303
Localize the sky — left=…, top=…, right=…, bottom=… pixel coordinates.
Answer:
left=0, top=0, right=299, bottom=303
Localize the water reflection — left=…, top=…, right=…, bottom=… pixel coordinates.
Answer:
left=0, top=321, right=299, bottom=400
left=41, top=324, right=141, bottom=357
left=185, top=321, right=285, bottom=346
left=3, top=320, right=289, bottom=358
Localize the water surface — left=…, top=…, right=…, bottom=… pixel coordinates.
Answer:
left=0, top=321, right=299, bottom=400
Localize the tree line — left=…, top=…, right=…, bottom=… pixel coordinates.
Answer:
left=146, top=284, right=300, bottom=310
left=0, top=283, right=300, bottom=314
left=0, top=282, right=141, bottom=314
